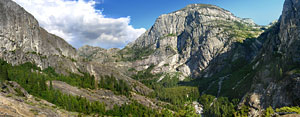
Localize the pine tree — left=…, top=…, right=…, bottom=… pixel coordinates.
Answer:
left=50, top=80, right=53, bottom=90
left=0, top=66, right=9, bottom=81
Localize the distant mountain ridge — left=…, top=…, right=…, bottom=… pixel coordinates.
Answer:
left=0, top=0, right=299, bottom=116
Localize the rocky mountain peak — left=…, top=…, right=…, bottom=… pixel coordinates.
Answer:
left=123, top=3, right=263, bottom=79
left=1, top=0, right=300, bottom=116
left=176, top=4, right=233, bottom=16
left=184, top=4, right=219, bottom=8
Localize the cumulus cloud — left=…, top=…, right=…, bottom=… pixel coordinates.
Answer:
left=13, top=0, right=146, bottom=49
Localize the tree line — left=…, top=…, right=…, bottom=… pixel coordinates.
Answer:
left=0, top=59, right=164, bottom=116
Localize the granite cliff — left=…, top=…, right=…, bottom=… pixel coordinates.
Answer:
left=0, top=0, right=300, bottom=116
left=80, top=4, right=263, bottom=81
left=242, top=0, right=300, bottom=115
left=78, top=1, right=300, bottom=116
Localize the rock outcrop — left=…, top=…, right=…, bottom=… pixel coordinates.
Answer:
left=0, top=81, right=77, bottom=116
left=0, top=0, right=79, bottom=75
left=78, top=45, right=120, bottom=63
left=48, top=80, right=130, bottom=110
left=241, top=0, right=300, bottom=115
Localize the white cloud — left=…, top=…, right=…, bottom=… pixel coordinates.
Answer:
left=13, top=0, right=146, bottom=49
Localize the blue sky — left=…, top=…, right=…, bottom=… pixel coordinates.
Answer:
left=14, top=0, right=285, bottom=49
left=98, top=0, right=285, bottom=29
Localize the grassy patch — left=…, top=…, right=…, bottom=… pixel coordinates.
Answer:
left=276, top=106, right=300, bottom=114
left=213, top=20, right=262, bottom=43
left=119, top=46, right=156, bottom=61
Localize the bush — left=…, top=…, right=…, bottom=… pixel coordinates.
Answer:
left=276, top=106, right=300, bottom=114
left=265, top=106, right=275, bottom=117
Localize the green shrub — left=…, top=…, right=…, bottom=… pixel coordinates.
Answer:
left=276, top=106, right=300, bottom=114
left=265, top=106, right=275, bottom=117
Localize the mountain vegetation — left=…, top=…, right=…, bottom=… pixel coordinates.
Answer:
left=0, top=59, right=197, bottom=116
left=0, top=0, right=300, bottom=116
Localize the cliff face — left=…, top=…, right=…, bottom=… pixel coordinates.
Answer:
left=1, top=0, right=300, bottom=116
left=120, top=1, right=299, bottom=115
left=279, top=0, right=300, bottom=63
left=77, top=3, right=266, bottom=101
left=77, top=5, right=265, bottom=81
left=0, top=0, right=79, bottom=74
left=242, top=0, right=300, bottom=116
left=119, top=4, right=263, bottom=79
left=279, top=0, right=300, bottom=106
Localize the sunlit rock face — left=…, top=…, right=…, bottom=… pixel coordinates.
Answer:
left=118, top=4, right=262, bottom=79
left=0, top=0, right=79, bottom=75
left=1, top=0, right=300, bottom=116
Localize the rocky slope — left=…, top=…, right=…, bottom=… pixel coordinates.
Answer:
left=0, top=0, right=159, bottom=114
left=1, top=0, right=300, bottom=116
left=78, top=45, right=120, bottom=63
left=0, top=81, right=77, bottom=116
left=123, top=4, right=263, bottom=79
left=47, top=80, right=130, bottom=110
left=78, top=3, right=266, bottom=102
left=79, top=1, right=300, bottom=116
left=79, top=4, right=263, bottom=81
left=242, top=0, right=300, bottom=116
left=0, top=0, right=152, bottom=96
